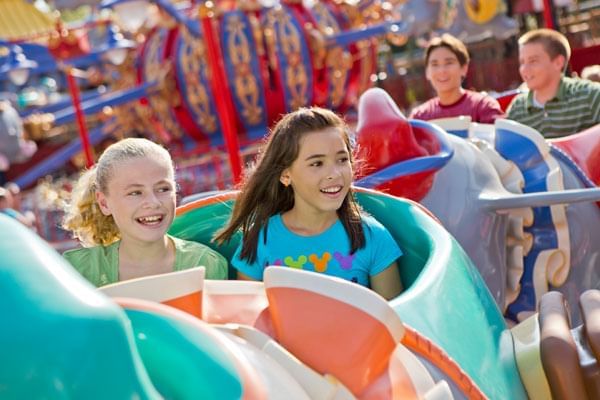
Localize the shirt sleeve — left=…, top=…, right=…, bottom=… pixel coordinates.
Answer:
left=589, top=83, right=600, bottom=123
left=477, top=95, right=505, bottom=123
left=409, top=102, right=427, bottom=120
left=364, top=217, right=403, bottom=276
left=506, top=94, right=524, bottom=120
left=231, top=240, right=266, bottom=280
left=196, top=247, right=228, bottom=280
left=63, top=247, right=108, bottom=287
left=172, top=237, right=228, bottom=279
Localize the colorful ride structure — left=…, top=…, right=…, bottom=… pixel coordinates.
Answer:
left=4, top=0, right=522, bottom=189
left=355, top=87, right=600, bottom=326
left=4, top=0, right=411, bottom=188
left=3, top=189, right=600, bottom=399
left=396, top=0, right=518, bottom=42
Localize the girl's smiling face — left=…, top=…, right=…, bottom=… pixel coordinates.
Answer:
left=426, top=46, right=468, bottom=96
left=96, top=155, right=176, bottom=244
left=281, top=127, right=352, bottom=218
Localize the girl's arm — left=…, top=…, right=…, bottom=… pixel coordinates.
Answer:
left=371, top=262, right=403, bottom=300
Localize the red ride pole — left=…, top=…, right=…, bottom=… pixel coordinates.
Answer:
left=542, top=0, right=556, bottom=29
left=199, top=2, right=243, bottom=184
left=65, top=66, right=94, bottom=168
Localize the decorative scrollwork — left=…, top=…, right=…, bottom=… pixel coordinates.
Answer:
left=265, top=8, right=309, bottom=110
left=143, top=30, right=185, bottom=138
left=225, top=14, right=263, bottom=125
left=180, top=28, right=218, bottom=134
left=311, top=3, right=352, bottom=108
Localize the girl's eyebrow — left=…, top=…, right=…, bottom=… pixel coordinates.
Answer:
left=123, top=183, right=144, bottom=190
left=123, top=180, right=171, bottom=190
left=304, top=149, right=348, bottom=161
left=305, top=153, right=325, bottom=161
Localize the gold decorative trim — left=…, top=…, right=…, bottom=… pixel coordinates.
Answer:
left=180, top=28, right=218, bottom=134
left=225, top=14, right=263, bottom=125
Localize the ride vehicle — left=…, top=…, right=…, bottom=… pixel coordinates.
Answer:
left=3, top=187, right=599, bottom=399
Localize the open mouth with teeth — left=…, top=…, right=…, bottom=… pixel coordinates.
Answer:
left=136, top=215, right=164, bottom=225
left=320, top=186, right=343, bottom=195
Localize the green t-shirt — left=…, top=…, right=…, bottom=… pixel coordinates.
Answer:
left=63, top=235, right=228, bottom=287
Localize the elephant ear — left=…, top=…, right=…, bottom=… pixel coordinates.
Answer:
left=355, top=88, right=439, bottom=201
left=356, top=87, right=427, bottom=170
left=551, top=123, right=600, bottom=188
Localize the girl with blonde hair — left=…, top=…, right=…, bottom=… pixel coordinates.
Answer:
left=63, top=138, right=227, bottom=286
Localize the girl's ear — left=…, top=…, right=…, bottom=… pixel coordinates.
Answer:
left=95, top=191, right=112, bottom=216
left=280, top=170, right=291, bottom=187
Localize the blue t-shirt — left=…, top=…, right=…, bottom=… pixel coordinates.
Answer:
left=0, top=208, right=19, bottom=219
left=232, top=213, right=402, bottom=287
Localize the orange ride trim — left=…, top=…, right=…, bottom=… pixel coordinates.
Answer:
left=401, top=324, right=488, bottom=400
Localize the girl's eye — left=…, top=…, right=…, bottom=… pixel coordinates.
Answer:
left=157, top=186, right=172, bottom=193
left=128, top=190, right=141, bottom=196
left=338, top=156, right=349, bottom=163
left=310, top=161, right=323, bottom=167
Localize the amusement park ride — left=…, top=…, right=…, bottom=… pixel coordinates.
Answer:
left=2, top=0, right=600, bottom=399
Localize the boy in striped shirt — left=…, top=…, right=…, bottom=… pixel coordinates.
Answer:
left=507, top=29, right=600, bottom=138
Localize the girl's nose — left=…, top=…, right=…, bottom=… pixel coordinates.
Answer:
left=143, top=193, right=161, bottom=207
left=327, top=167, right=342, bottom=180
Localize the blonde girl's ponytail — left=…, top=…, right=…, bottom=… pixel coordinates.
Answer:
left=62, top=166, right=120, bottom=247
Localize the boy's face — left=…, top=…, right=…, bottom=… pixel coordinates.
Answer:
left=426, top=46, right=468, bottom=95
left=518, top=42, right=565, bottom=92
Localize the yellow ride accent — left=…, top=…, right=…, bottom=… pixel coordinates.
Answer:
left=464, top=0, right=500, bottom=25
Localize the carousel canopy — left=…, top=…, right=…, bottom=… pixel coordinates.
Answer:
left=0, top=0, right=56, bottom=41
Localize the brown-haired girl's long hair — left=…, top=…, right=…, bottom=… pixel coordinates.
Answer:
left=215, top=107, right=365, bottom=263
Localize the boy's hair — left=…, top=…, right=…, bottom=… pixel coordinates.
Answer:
left=518, top=28, right=571, bottom=71
left=62, top=138, right=173, bottom=247
left=215, top=107, right=365, bottom=263
left=424, top=33, right=470, bottom=66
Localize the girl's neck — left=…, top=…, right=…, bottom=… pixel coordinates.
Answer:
left=438, top=87, right=465, bottom=106
left=119, top=235, right=170, bottom=260
left=281, top=208, right=338, bottom=236
left=118, top=236, right=175, bottom=281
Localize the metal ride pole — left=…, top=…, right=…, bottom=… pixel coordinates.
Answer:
left=64, top=65, right=94, bottom=168
left=199, top=1, right=243, bottom=184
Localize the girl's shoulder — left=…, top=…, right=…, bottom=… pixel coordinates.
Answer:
left=63, top=242, right=117, bottom=264
left=171, top=235, right=214, bottom=254
left=62, top=242, right=119, bottom=286
left=359, top=212, right=387, bottom=232
left=409, top=98, right=438, bottom=119
left=170, top=236, right=228, bottom=279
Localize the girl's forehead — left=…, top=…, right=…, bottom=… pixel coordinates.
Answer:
left=297, top=127, right=348, bottom=153
left=108, top=156, right=174, bottom=182
left=299, top=127, right=344, bottom=142
left=114, top=154, right=172, bottom=168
